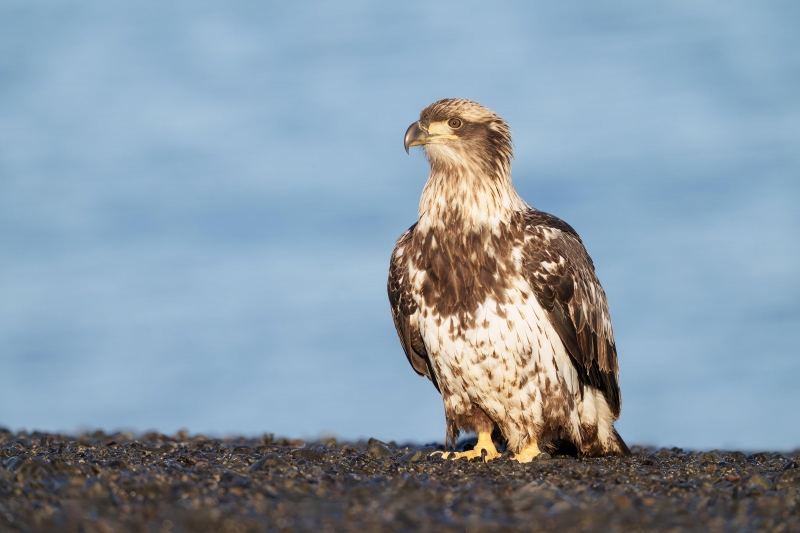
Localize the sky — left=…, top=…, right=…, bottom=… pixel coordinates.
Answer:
left=1, top=0, right=798, bottom=451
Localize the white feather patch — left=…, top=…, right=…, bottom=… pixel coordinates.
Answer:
left=417, top=274, right=584, bottom=451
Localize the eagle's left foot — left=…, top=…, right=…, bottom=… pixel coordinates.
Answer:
left=513, top=441, right=541, bottom=463
left=439, top=432, right=500, bottom=462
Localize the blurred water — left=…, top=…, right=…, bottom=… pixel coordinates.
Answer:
left=1, top=1, right=798, bottom=450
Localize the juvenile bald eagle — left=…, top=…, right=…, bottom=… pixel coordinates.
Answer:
left=388, top=99, right=629, bottom=462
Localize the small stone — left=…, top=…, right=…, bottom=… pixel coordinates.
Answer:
left=533, top=452, right=552, bottom=461
left=700, top=452, right=722, bottom=463
left=248, top=456, right=267, bottom=471
left=228, top=486, right=246, bottom=497
left=104, top=459, right=129, bottom=470
left=232, top=445, right=254, bottom=454
left=293, top=447, right=326, bottom=463
left=2, top=456, right=24, bottom=472
left=366, top=443, right=393, bottom=458
left=748, top=452, right=772, bottom=463
left=612, top=495, right=634, bottom=510
left=746, top=473, right=772, bottom=490
left=400, top=446, right=437, bottom=463
left=729, top=451, right=747, bottom=462
left=248, top=453, right=290, bottom=472
left=220, top=468, right=249, bottom=483
left=339, top=445, right=359, bottom=456
left=744, top=486, right=764, bottom=497
left=776, top=469, right=800, bottom=489
left=548, top=500, right=575, bottom=515
left=641, top=497, right=658, bottom=507
left=84, top=479, right=106, bottom=498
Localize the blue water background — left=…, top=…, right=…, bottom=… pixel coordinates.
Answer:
left=1, top=1, right=798, bottom=451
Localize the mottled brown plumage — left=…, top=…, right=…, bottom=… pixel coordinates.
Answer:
left=389, top=99, right=628, bottom=459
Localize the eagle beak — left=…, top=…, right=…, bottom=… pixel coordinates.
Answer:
left=404, top=119, right=430, bottom=154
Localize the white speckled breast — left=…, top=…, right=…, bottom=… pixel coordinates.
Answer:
left=412, top=268, right=582, bottom=451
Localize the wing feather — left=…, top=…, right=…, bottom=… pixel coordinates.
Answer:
left=388, top=224, right=440, bottom=392
left=521, top=210, right=621, bottom=415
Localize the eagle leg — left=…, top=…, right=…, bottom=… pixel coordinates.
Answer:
left=440, top=432, right=500, bottom=462
left=514, top=441, right=541, bottom=463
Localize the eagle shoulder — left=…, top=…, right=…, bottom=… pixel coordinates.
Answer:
left=388, top=224, right=440, bottom=391
left=520, top=209, right=621, bottom=416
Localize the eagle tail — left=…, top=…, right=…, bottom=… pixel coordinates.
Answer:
left=609, top=428, right=631, bottom=457
left=575, top=428, right=631, bottom=458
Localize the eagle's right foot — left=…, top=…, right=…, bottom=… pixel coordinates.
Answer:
left=435, top=432, right=500, bottom=463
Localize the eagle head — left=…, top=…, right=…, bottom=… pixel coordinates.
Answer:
left=404, top=98, right=513, bottom=176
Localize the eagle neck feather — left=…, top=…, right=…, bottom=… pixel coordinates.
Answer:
left=417, top=159, right=527, bottom=235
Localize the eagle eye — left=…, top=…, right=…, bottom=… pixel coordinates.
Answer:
left=448, top=118, right=463, bottom=129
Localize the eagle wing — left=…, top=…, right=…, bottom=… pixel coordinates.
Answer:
left=521, top=210, right=621, bottom=416
left=388, top=224, right=440, bottom=392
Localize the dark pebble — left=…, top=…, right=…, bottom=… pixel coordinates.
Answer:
left=366, top=442, right=393, bottom=458
left=748, top=452, right=772, bottom=463
left=700, top=452, right=722, bottom=463
left=248, top=452, right=290, bottom=472
left=776, top=468, right=800, bottom=489
left=2, top=455, right=24, bottom=472
left=292, top=446, right=326, bottom=463
left=400, top=446, right=437, bottom=463
left=746, top=473, right=772, bottom=490
left=0, top=430, right=798, bottom=532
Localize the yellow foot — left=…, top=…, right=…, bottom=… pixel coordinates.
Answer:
left=514, top=441, right=541, bottom=463
left=439, top=432, right=500, bottom=462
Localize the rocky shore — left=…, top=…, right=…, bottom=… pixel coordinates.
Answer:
left=1, top=429, right=798, bottom=532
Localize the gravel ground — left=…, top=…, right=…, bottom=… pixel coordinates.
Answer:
left=1, top=429, right=798, bottom=532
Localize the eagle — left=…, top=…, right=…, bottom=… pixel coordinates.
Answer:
left=388, top=99, right=629, bottom=462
